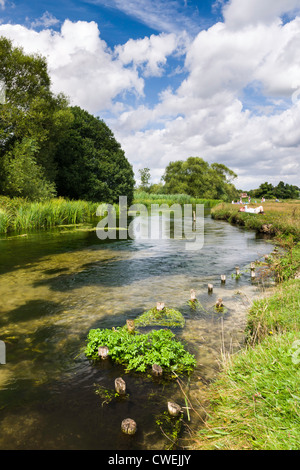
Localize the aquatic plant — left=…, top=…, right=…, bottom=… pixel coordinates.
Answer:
left=134, top=307, right=185, bottom=328
left=85, top=327, right=196, bottom=374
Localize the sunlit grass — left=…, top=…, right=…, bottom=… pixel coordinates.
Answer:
left=211, top=200, right=300, bottom=240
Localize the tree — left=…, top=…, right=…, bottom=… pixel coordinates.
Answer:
left=138, top=167, right=151, bottom=192
left=162, top=157, right=238, bottom=200
left=0, top=37, right=135, bottom=204
left=53, top=106, right=135, bottom=204
left=0, top=36, right=72, bottom=199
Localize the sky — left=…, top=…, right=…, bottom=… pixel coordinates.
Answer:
left=1, top=0, right=300, bottom=190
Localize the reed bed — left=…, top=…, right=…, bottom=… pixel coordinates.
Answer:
left=0, top=196, right=101, bottom=233
left=133, top=191, right=222, bottom=208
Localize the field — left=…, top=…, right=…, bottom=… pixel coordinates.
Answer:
left=211, top=200, right=300, bottom=241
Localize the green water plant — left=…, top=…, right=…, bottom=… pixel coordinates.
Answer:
left=85, top=327, right=196, bottom=374
left=134, top=307, right=185, bottom=328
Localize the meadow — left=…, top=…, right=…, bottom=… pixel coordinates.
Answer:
left=211, top=200, right=300, bottom=241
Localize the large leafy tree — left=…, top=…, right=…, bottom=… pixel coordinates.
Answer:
left=0, top=37, right=73, bottom=199
left=54, top=106, right=135, bottom=204
left=162, top=157, right=238, bottom=201
left=0, top=37, right=135, bottom=204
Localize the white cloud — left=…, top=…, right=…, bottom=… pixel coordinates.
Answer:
left=88, top=0, right=205, bottom=34
left=115, top=32, right=187, bottom=77
left=110, top=16, right=300, bottom=189
left=223, top=0, right=300, bottom=28
left=31, top=11, right=60, bottom=29
left=0, top=20, right=144, bottom=113
left=0, top=0, right=5, bottom=10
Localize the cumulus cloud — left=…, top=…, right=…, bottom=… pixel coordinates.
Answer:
left=115, top=32, right=187, bottom=77
left=0, top=20, right=144, bottom=113
left=223, top=0, right=300, bottom=28
left=111, top=14, right=300, bottom=189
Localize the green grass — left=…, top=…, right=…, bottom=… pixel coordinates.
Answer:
left=0, top=196, right=104, bottom=233
left=211, top=200, right=300, bottom=241
left=194, top=243, right=300, bottom=450
left=196, top=332, right=300, bottom=450
left=133, top=191, right=222, bottom=208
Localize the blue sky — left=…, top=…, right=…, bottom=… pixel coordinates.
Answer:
left=1, top=0, right=300, bottom=190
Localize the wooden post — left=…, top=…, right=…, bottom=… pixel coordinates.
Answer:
left=216, top=298, right=223, bottom=308
left=121, top=418, right=137, bottom=435
left=190, top=289, right=196, bottom=301
left=152, top=364, right=163, bottom=376
left=167, top=401, right=181, bottom=417
left=208, top=283, right=213, bottom=293
left=250, top=262, right=255, bottom=271
left=235, top=266, right=240, bottom=276
left=251, top=270, right=256, bottom=280
left=156, top=302, right=165, bottom=311
left=221, top=275, right=226, bottom=284
left=193, top=211, right=196, bottom=222
left=115, top=377, right=126, bottom=395
left=126, top=319, right=135, bottom=333
left=98, top=346, right=109, bottom=359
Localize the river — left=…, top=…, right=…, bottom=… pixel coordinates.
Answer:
left=0, top=210, right=274, bottom=449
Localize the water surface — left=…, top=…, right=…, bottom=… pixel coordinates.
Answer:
left=0, top=213, right=274, bottom=449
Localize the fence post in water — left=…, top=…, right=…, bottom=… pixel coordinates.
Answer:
left=156, top=302, right=165, bottom=311
left=115, top=377, right=126, bottom=395
left=251, top=270, right=256, bottom=280
left=216, top=298, right=224, bottom=308
left=121, top=418, right=137, bottom=435
left=208, top=283, right=213, bottom=293
left=98, top=346, right=109, bottom=359
left=190, top=289, right=196, bottom=301
left=168, top=401, right=181, bottom=417
left=152, top=364, right=163, bottom=376
left=235, top=266, right=240, bottom=276
left=250, top=262, right=255, bottom=271
left=221, top=275, right=226, bottom=284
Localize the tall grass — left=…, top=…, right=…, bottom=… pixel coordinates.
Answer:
left=0, top=196, right=101, bottom=233
left=133, top=191, right=222, bottom=208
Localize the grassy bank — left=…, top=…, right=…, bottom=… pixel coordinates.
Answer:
left=0, top=196, right=103, bottom=234
left=211, top=200, right=300, bottom=241
left=0, top=194, right=222, bottom=234
left=193, top=203, right=300, bottom=450
left=133, top=191, right=222, bottom=208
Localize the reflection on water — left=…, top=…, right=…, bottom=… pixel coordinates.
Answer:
left=0, top=214, right=274, bottom=449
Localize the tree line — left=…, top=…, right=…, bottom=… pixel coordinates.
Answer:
left=249, top=181, right=299, bottom=200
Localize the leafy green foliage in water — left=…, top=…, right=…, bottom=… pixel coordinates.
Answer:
left=134, top=307, right=185, bottom=328
left=85, top=328, right=196, bottom=374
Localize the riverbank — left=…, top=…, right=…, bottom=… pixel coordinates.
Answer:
left=211, top=200, right=300, bottom=240
left=0, top=194, right=222, bottom=234
left=193, top=202, right=300, bottom=450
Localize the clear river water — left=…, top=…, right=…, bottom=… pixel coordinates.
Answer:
left=0, top=211, right=274, bottom=449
